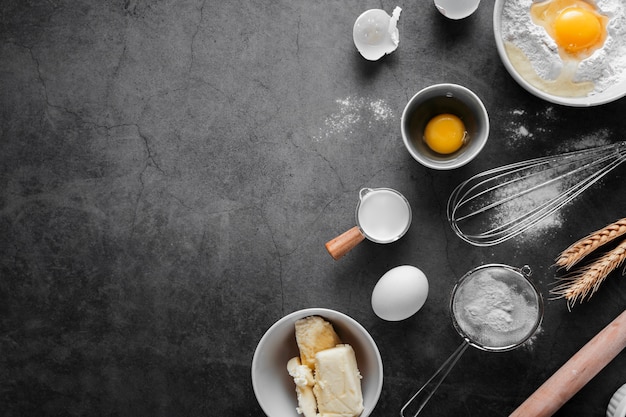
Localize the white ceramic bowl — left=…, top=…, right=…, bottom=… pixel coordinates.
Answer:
left=607, top=383, right=626, bottom=417
left=251, top=308, right=383, bottom=417
left=493, top=0, right=626, bottom=107
left=401, top=83, right=489, bottom=170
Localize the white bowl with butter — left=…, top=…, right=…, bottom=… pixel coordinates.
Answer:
left=252, top=308, right=383, bottom=417
left=494, top=0, right=626, bottom=107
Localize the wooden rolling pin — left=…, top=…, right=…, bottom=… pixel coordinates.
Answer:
left=509, top=309, right=626, bottom=417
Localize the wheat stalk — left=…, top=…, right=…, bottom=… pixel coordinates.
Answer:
left=555, top=217, right=626, bottom=270
left=551, top=237, right=626, bottom=308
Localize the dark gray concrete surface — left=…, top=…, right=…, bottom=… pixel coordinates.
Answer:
left=2, top=1, right=626, bottom=416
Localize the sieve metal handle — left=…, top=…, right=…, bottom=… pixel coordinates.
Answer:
left=400, top=341, right=470, bottom=417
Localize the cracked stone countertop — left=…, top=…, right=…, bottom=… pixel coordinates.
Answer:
left=2, top=1, right=626, bottom=416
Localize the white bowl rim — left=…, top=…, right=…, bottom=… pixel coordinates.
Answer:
left=251, top=307, right=384, bottom=417
left=609, top=383, right=626, bottom=417
left=401, top=83, right=490, bottom=170
left=493, top=0, right=626, bottom=107
left=615, top=400, right=626, bottom=417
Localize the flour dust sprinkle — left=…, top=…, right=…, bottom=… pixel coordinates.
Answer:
left=314, top=96, right=394, bottom=141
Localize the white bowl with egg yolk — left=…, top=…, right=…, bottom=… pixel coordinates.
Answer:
left=401, top=83, right=490, bottom=170
left=494, top=0, right=626, bottom=106
left=251, top=308, right=383, bottom=417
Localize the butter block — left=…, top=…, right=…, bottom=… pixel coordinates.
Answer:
left=288, top=356, right=315, bottom=387
left=313, top=344, right=364, bottom=417
left=287, top=357, right=317, bottom=417
left=295, top=316, right=342, bottom=369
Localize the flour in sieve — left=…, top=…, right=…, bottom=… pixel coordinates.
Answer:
left=453, top=270, right=540, bottom=348
left=501, top=0, right=626, bottom=95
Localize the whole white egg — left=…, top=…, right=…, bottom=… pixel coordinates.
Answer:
left=371, top=265, right=429, bottom=321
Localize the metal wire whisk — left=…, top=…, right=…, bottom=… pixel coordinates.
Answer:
left=447, top=141, right=626, bottom=246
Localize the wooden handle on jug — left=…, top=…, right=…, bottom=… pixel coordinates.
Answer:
left=325, top=226, right=365, bottom=260
left=509, top=309, right=626, bottom=417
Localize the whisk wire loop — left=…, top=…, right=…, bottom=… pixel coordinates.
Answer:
left=448, top=141, right=626, bottom=246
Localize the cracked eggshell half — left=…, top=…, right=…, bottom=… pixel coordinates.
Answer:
left=353, top=7, right=401, bottom=61
left=435, top=0, right=480, bottom=19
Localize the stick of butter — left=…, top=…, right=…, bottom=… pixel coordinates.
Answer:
left=295, top=316, right=342, bottom=369
left=287, top=357, right=317, bottom=417
left=313, top=344, right=364, bottom=417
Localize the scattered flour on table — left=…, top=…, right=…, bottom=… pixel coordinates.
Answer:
left=492, top=127, right=614, bottom=239
left=555, top=128, right=613, bottom=153
left=314, top=96, right=394, bottom=141
left=521, top=324, right=542, bottom=350
left=505, top=107, right=557, bottom=148
left=506, top=109, right=534, bottom=147
left=500, top=0, right=626, bottom=94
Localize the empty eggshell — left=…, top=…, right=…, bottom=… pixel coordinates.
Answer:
left=434, top=0, right=481, bottom=20
left=353, top=7, right=402, bottom=61
left=371, top=265, right=429, bottom=321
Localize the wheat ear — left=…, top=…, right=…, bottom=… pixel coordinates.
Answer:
left=555, top=217, right=626, bottom=270
left=551, top=237, right=626, bottom=308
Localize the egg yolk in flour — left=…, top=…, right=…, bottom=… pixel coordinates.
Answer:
left=531, top=0, right=608, bottom=59
left=423, top=113, right=467, bottom=154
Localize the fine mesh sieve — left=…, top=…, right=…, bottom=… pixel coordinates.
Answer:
left=401, top=264, right=543, bottom=417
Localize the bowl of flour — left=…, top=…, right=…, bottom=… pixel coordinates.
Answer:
left=494, top=0, right=626, bottom=106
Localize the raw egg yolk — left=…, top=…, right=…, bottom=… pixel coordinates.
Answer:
left=554, top=7, right=602, bottom=53
left=423, top=113, right=466, bottom=154
left=530, top=0, right=608, bottom=59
